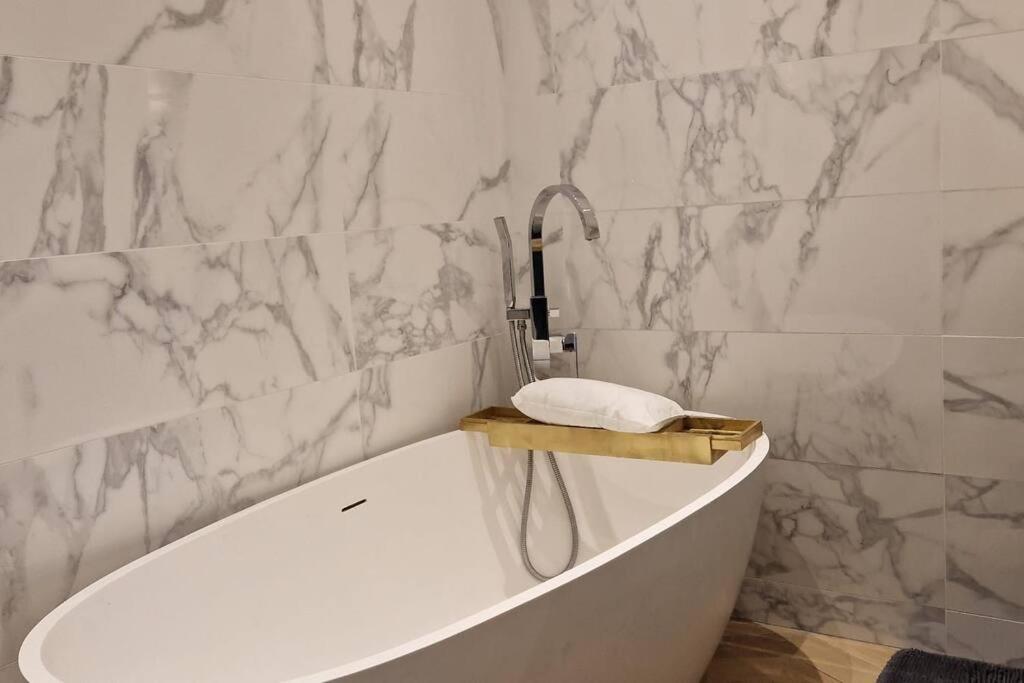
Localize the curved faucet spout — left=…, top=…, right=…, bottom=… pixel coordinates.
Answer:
left=529, top=184, right=600, bottom=244
left=527, top=184, right=600, bottom=341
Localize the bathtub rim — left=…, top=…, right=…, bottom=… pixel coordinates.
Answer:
left=20, top=422, right=770, bottom=683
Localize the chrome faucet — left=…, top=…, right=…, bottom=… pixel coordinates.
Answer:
left=493, top=184, right=600, bottom=364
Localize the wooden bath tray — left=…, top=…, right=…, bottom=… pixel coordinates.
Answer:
left=459, top=407, right=762, bottom=465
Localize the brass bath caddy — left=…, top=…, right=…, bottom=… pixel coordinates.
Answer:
left=459, top=407, right=763, bottom=465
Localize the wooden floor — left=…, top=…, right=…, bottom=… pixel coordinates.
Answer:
left=702, top=620, right=897, bottom=683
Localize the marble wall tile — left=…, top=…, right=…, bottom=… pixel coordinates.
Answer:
left=324, top=0, right=503, bottom=95
left=0, top=56, right=496, bottom=261
left=564, top=195, right=941, bottom=335
left=491, top=0, right=555, bottom=96
left=932, top=1, right=1024, bottom=40
left=557, top=81, right=679, bottom=211
left=735, top=578, right=946, bottom=651
left=580, top=330, right=943, bottom=472
left=334, top=90, right=499, bottom=232
left=0, top=233, right=354, bottom=465
left=942, top=31, right=1024, bottom=190
left=943, top=189, right=1024, bottom=336
left=654, top=68, right=775, bottom=207
left=0, top=1, right=507, bottom=93
left=749, top=459, right=945, bottom=606
left=550, top=0, right=700, bottom=92
left=358, top=337, right=506, bottom=458
left=323, top=0, right=420, bottom=91
left=944, top=338, right=1024, bottom=482
left=946, top=476, right=1024, bottom=622
left=549, top=0, right=936, bottom=93
left=0, top=370, right=362, bottom=666
left=124, top=70, right=337, bottom=249
left=558, top=44, right=939, bottom=212
left=0, top=57, right=144, bottom=260
left=0, top=1, right=331, bottom=85
left=557, top=66, right=774, bottom=210
left=563, top=208, right=680, bottom=330
left=682, top=195, right=940, bottom=334
left=946, top=611, right=1024, bottom=667
left=347, top=222, right=504, bottom=369
left=759, top=43, right=940, bottom=202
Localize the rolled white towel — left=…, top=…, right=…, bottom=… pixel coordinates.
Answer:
left=512, top=377, right=686, bottom=434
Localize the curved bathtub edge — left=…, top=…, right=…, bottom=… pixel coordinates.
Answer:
left=19, top=428, right=770, bottom=683
left=17, top=429, right=480, bottom=683
left=291, top=432, right=771, bottom=683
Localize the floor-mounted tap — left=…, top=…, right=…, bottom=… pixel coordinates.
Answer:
left=493, top=184, right=601, bottom=366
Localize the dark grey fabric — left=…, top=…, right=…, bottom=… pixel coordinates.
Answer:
left=878, top=649, right=1024, bottom=683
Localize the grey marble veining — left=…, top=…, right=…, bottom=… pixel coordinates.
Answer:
left=561, top=195, right=941, bottom=335
left=0, top=371, right=363, bottom=666
left=326, top=0, right=504, bottom=95
left=932, top=0, right=1024, bottom=40
left=558, top=44, right=939, bottom=212
left=347, top=222, right=504, bottom=369
left=675, top=195, right=940, bottom=334
left=128, top=70, right=335, bottom=249
left=331, top=89, right=502, bottom=234
left=358, top=337, right=506, bottom=458
left=946, top=476, right=1024, bottom=623
left=0, top=0, right=500, bottom=95
left=0, top=233, right=355, bottom=466
left=749, top=459, right=945, bottom=606
left=946, top=611, right=1024, bottom=667
left=549, top=0, right=937, bottom=93
left=492, top=0, right=555, bottom=95
left=505, top=0, right=1024, bottom=663
left=760, top=43, right=940, bottom=202
left=0, top=1, right=331, bottom=85
left=563, top=208, right=679, bottom=330
left=579, top=330, right=943, bottom=472
left=0, top=58, right=128, bottom=260
left=655, top=68, right=771, bottom=208
left=3, top=0, right=1024, bottom=668
left=557, top=73, right=765, bottom=211
left=335, top=0, right=417, bottom=91
left=943, top=189, right=1024, bottom=336
left=0, top=55, right=501, bottom=262
left=735, top=578, right=946, bottom=651
left=547, top=1, right=1022, bottom=93
left=942, top=31, right=1024, bottom=190
left=944, top=338, right=1024, bottom=482
left=0, top=1, right=516, bottom=670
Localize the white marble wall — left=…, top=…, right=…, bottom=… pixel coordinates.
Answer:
left=510, top=0, right=1024, bottom=661
left=0, top=1, right=515, bottom=674
left=5, top=0, right=1024, bottom=675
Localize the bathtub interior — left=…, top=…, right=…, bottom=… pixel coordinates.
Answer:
left=26, top=430, right=759, bottom=683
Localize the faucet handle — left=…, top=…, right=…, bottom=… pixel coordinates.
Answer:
left=559, top=332, right=577, bottom=353
left=549, top=307, right=560, bottom=319
left=543, top=332, right=578, bottom=355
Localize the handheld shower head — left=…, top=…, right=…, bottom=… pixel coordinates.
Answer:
left=492, top=216, right=516, bottom=310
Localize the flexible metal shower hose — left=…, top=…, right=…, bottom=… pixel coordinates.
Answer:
left=508, top=319, right=580, bottom=581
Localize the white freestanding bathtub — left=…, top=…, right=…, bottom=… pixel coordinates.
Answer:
left=20, top=427, right=769, bottom=683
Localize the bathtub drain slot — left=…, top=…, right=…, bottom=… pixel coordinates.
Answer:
left=341, top=499, right=367, bottom=512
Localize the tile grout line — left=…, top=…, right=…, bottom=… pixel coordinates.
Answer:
left=552, top=26, right=1024, bottom=97
left=0, top=334, right=503, bottom=473
left=0, top=49, right=474, bottom=98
